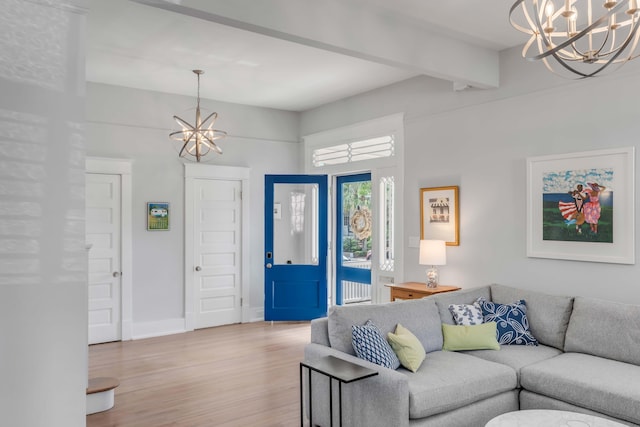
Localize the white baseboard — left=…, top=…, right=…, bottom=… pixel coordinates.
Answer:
left=131, top=318, right=186, bottom=340
left=131, top=310, right=265, bottom=340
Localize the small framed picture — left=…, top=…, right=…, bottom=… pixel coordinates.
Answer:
left=147, top=202, right=169, bottom=231
left=420, top=186, right=459, bottom=246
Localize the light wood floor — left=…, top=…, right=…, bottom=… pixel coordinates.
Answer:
left=87, top=321, right=311, bottom=427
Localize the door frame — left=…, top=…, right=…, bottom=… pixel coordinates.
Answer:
left=335, top=172, right=372, bottom=305
left=184, top=163, right=250, bottom=331
left=85, top=157, right=133, bottom=341
left=303, top=113, right=406, bottom=305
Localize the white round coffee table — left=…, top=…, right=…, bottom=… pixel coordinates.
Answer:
left=486, top=410, right=627, bottom=427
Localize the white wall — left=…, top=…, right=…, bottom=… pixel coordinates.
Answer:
left=0, top=1, right=88, bottom=425
left=301, top=46, right=640, bottom=305
left=85, top=82, right=300, bottom=332
left=84, top=34, right=640, bottom=338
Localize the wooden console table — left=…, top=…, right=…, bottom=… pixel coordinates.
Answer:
left=385, top=282, right=461, bottom=301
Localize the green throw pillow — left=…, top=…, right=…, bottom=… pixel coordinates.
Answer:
left=442, top=322, right=501, bottom=351
left=387, top=323, right=426, bottom=372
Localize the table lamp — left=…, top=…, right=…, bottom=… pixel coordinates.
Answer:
left=419, top=240, right=446, bottom=288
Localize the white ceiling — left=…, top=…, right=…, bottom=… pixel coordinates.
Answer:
left=86, top=0, right=522, bottom=112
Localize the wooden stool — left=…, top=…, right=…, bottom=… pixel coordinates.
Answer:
left=86, top=377, right=119, bottom=415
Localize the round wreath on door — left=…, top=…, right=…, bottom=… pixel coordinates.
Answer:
left=350, top=207, right=372, bottom=240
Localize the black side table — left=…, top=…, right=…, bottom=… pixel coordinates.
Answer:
left=300, top=355, right=378, bottom=427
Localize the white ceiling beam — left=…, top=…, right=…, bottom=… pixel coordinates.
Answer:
left=131, top=0, right=499, bottom=89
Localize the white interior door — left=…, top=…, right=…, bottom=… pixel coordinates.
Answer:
left=86, top=173, right=122, bottom=344
left=193, top=178, right=242, bottom=329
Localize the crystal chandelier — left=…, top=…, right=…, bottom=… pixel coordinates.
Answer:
left=510, top=0, right=640, bottom=77
left=170, top=70, right=226, bottom=162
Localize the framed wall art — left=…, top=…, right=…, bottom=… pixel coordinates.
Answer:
left=526, top=147, right=635, bottom=264
left=420, top=186, right=459, bottom=246
left=147, top=202, right=169, bottom=231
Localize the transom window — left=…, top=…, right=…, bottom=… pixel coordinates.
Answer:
left=312, top=135, right=394, bottom=167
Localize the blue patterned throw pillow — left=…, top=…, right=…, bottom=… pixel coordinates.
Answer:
left=352, top=320, right=400, bottom=369
left=448, top=301, right=484, bottom=325
left=478, top=298, right=538, bottom=346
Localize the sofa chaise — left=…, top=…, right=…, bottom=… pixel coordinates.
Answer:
left=303, top=284, right=640, bottom=427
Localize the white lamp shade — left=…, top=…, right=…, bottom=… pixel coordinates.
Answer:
left=419, top=240, right=446, bottom=266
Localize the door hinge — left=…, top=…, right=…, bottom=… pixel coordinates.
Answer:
left=239, top=190, right=243, bottom=200
left=240, top=297, right=243, bottom=306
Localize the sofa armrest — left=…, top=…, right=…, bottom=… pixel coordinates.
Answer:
left=310, top=317, right=330, bottom=346
left=303, top=343, right=409, bottom=427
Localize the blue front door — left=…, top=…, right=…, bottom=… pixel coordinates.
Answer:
left=336, top=173, right=372, bottom=305
left=264, top=175, right=328, bottom=321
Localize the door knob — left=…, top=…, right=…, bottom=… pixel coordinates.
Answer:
left=112, top=271, right=121, bottom=278
left=195, top=266, right=202, bottom=271
left=266, top=263, right=272, bottom=269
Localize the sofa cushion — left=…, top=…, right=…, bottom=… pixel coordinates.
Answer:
left=442, top=322, right=500, bottom=351
left=478, top=298, right=538, bottom=346
left=448, top=301, right=484, bottom=325
left=403, top=350, right=517, bottom=419
left=490, top=284, right=574, bottom=350
left=328, top=298, right=443, bottom=356
left=414, top=391, right=520, bottom=427
left=564, top=296, right=640, bottom=366
left=519, top=391, right=640, bottom=426
left=387, top=323, right=426, bottom=372
left=352, top=320, right=401, bottom=369
left=431, top=286, right=492, bottom=325
left=520, top=352, right=640, bottom=425
left=463, top=344, right=562, bottom=387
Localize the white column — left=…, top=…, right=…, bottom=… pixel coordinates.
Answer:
left=0, top=1, right=88, bottom=426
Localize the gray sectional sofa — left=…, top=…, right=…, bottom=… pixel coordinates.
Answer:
left=303, top=284, right=640, bottom=427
